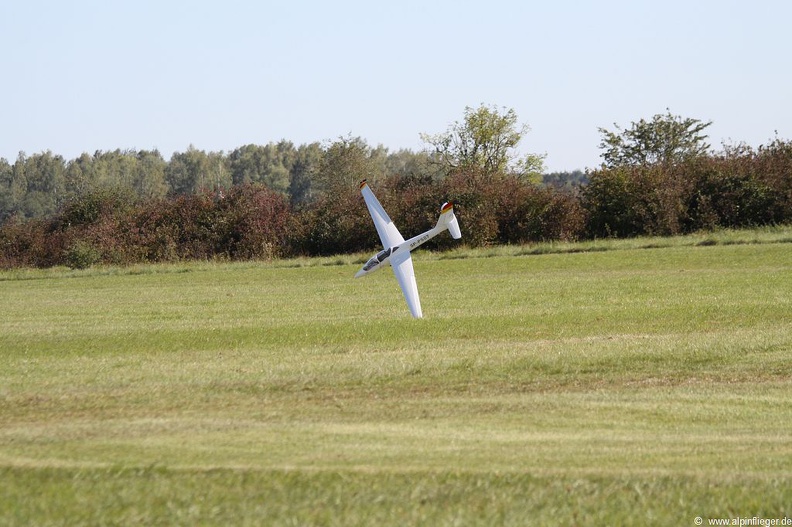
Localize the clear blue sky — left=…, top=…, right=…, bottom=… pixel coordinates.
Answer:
left=2, top=0, right=790, bottom=172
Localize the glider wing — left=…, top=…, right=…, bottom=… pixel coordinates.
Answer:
left=360, top=180, right=405, bottom=247
left=390, top=250, right=422, bottom=318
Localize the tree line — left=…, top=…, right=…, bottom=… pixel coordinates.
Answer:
left=0, top=140, right=435, bottom=222
left=1, top=107, right=790, bottom=269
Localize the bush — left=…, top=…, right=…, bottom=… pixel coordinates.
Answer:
left=494, top=177, right=584, bottom=243
left=380, top=174, right=444, bottom=246
left=439, top=170, right=502, bottom=247
left=685, top=156, right=780, bottom=230
left=59, top=188, right=136, bottom=228
left=582, top=165, right=692, bottom=238
left=64, top=241, right=102, bottom=269
left=752, top=138, right=792, bottom=222
left=0, top=216, right=65, bottom=268
left=289, top=189, right=375, bottom=256
left=214, top=184, right=291, bottom=260
left=133, top=193, right=220, bottom=262
left=582, top=147, right=791, bottom=238
left=581, top=167, right=641, bottom=238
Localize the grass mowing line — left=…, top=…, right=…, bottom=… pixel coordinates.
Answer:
left=1, top=389, right=790, bottom=479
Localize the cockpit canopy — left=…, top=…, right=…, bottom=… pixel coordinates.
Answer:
left=362, top=247, right=394, bottom=272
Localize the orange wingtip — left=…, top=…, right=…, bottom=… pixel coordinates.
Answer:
left=441, top=201, right=454, bottom=213
left=359, top=179, right=368, bottom=189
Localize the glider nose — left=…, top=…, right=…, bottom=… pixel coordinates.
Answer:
left=354, top=268, right=366, bottom=278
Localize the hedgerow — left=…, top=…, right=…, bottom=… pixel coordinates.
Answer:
left=582, top=142, right=792, bottom=238
left=1, top=144, right=791, bottom=269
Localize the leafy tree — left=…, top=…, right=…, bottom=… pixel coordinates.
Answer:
left=165, top=148, right=201, bottom=195
left=542, top=170, right=588, bottom=188
left=384, top=148, right=444, bottom=181
left=208, top=151, right=232, bottom=191
left=421, top=104, right=545, bottom=179
left=8, top=151, right=67, bottom=218
left=315, top=135, right=387, bottom=195
left=229, top=141, right=295, bottom=193
left=6, top=154, right=29, bottom=218
left=61, top=150, right=169, bottom=203
left=0, top=158, right=14, bottom=222
left=288, top=142, right=323, bottom=205
left=598, top=110, right=712, bottom=168
left=64, top=153, right=98, bottom=198
left=91, top=150, right=138, bottom=190
left=133, top=150, right=170, bottom=200
left=166, top=146, right=228, bottom=195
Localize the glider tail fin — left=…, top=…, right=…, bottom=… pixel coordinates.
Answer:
left=436, top=202, right=462, bottom=239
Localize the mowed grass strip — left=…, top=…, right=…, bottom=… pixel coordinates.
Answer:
left=1, top=232, right=791, bottom=525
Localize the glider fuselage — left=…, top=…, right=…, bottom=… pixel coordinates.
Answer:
left=355, top=226, right=443, bottom=278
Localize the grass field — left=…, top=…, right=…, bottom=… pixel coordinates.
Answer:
left=1, top=227, right=791, bottom=525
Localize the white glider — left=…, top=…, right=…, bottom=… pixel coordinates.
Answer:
left=355, top=179, right=462, bottom=318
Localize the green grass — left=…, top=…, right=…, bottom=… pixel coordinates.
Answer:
left=1, top=227, right=791, bottom=525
